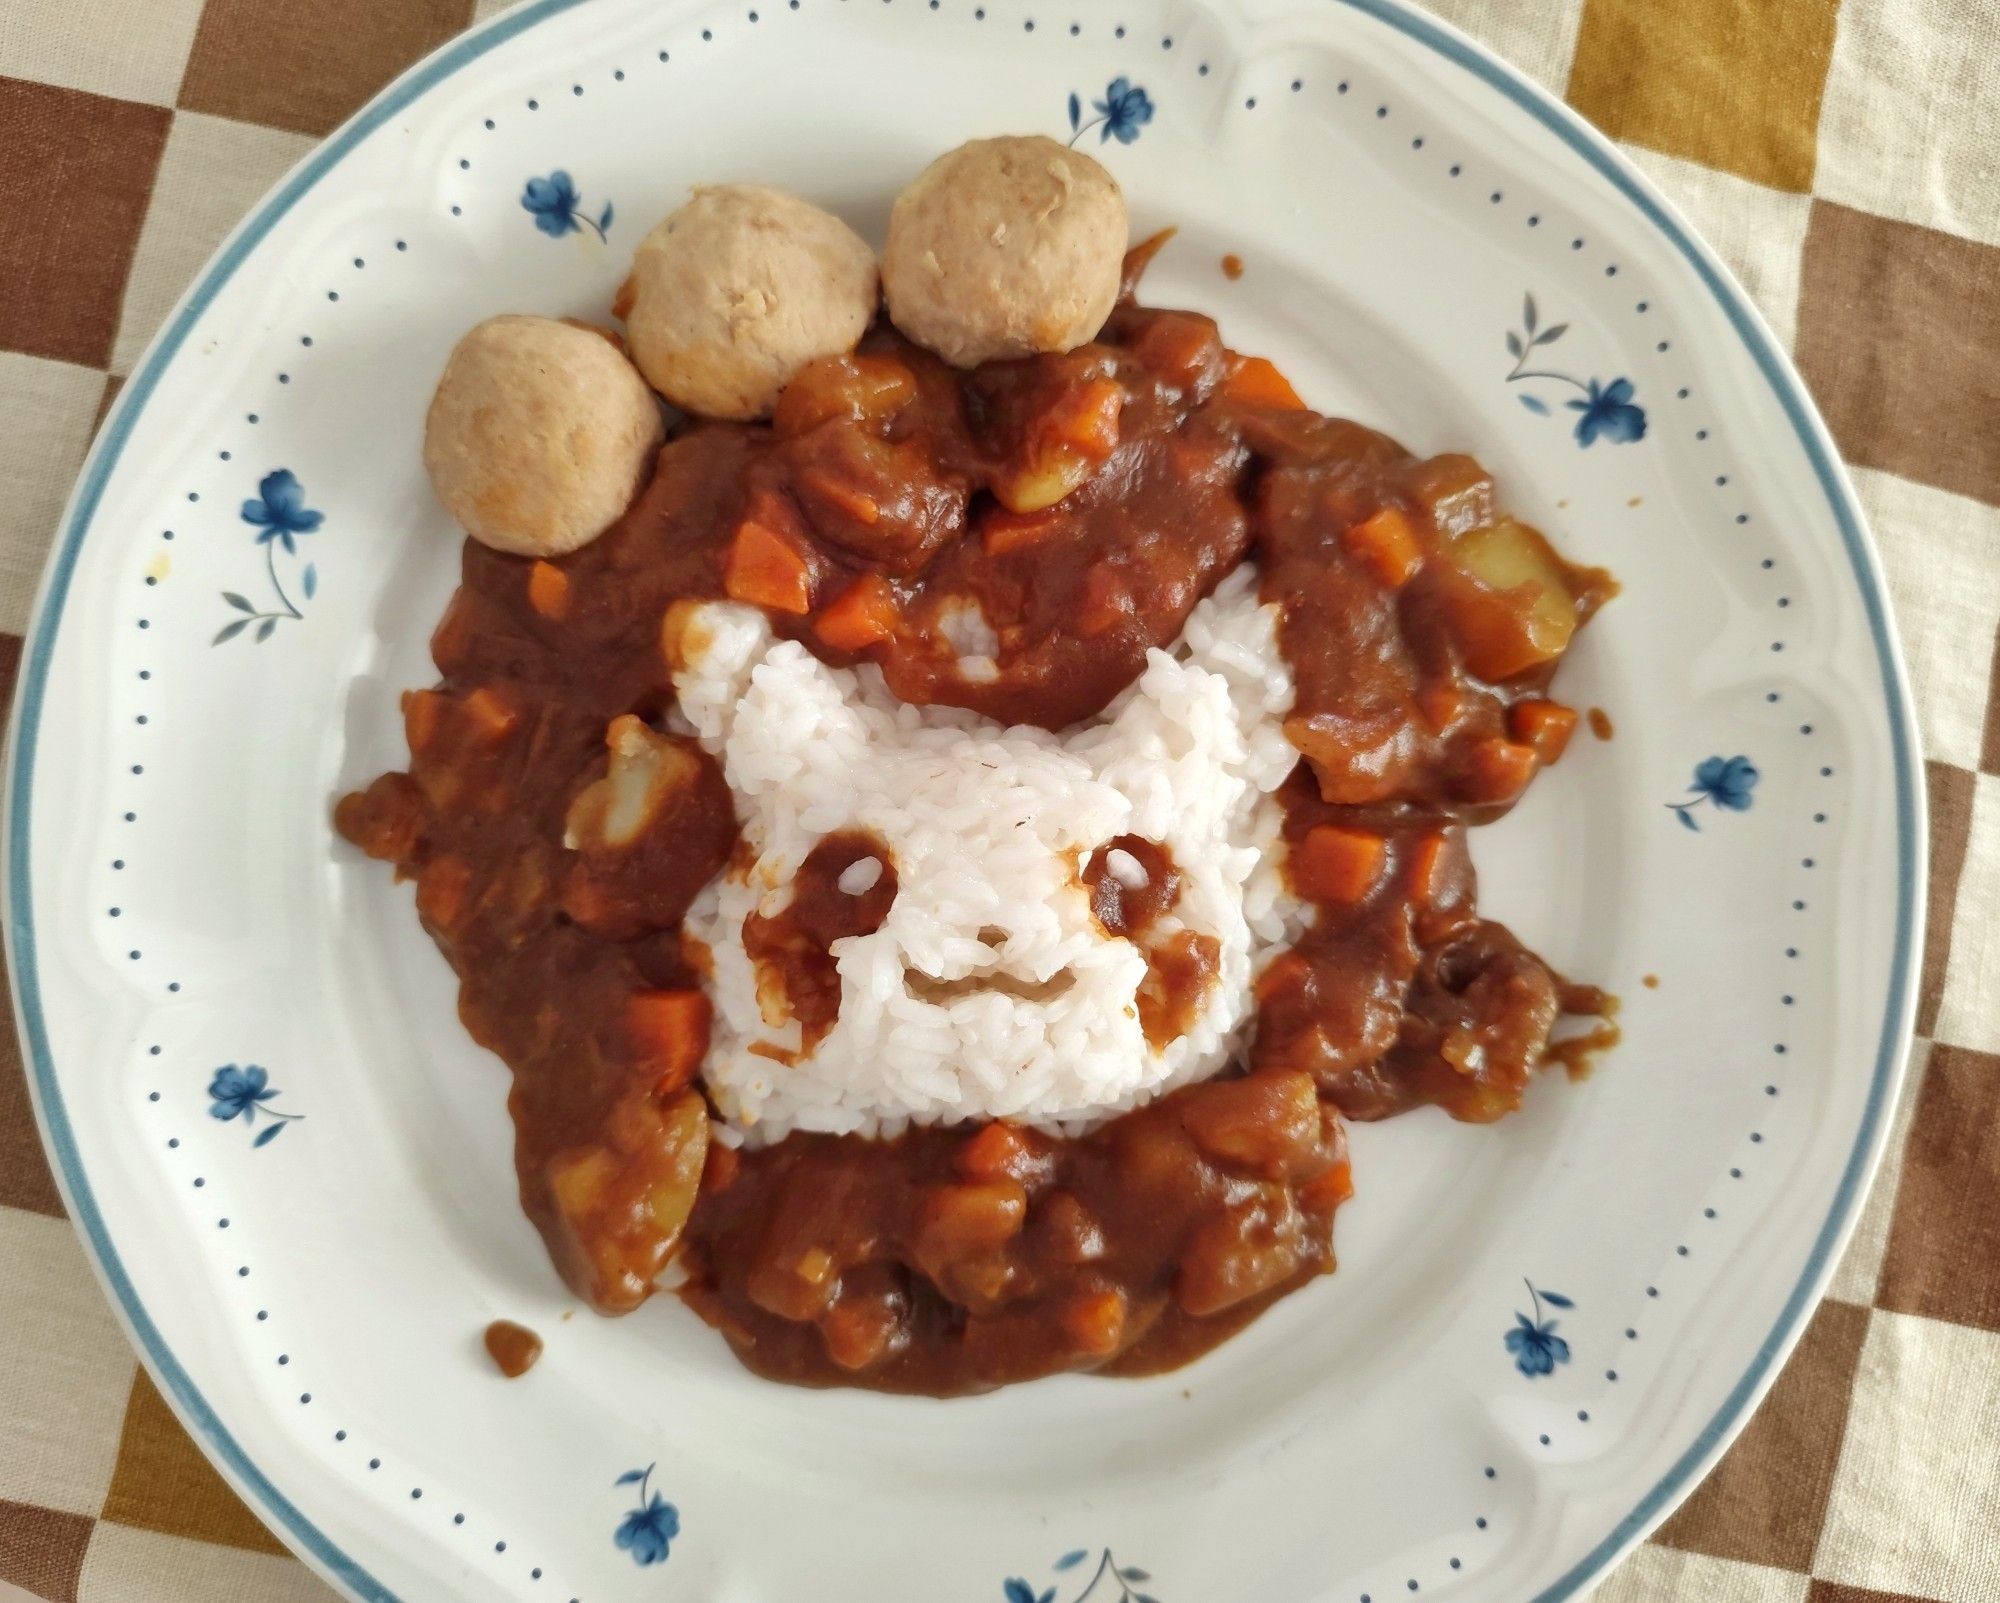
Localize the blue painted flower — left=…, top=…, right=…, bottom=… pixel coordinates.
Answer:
left=207, top=1063, right=304, bottom=1144
left=522, top=171, right=582, bottom=236
left=239, top=469, right=323, bottom=555
left=1668, top=754, right=1759, bottom=830
left=522, top=171, right=613, bottom=241
left=1503, top=295, right=1647, bottom=449
left=1505, top=1282, right=1574, bottom=1378
left=612, top=1465, right=679, bottom=1567
left=1506, top=1312, right=1571, bottom=1376
left=1693, top=754, right=1758, bottom=809
left=208, top=1064, right=275, bottom=1122
left=1004, top=1582, right=1055, bottom=1603
left=1096, top=77, right=1154, bottom=143
left=1067, top=79, right=1155, bottom=147
left=1566, top=376, right=1647, bottom=447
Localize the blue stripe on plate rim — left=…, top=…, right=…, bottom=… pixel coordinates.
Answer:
left=0, top=1, right=1923, bottom=1600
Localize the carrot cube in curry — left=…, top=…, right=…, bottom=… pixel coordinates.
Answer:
left=1508, top=698, right=1579, bottom=764
left=627, top=989, right=711, bottom=1094
left=402, top=688, right=446, bottom=754
left=1060, top=1287, right=1128, bottom=1356
left=818, top=1298, right=902, bottom=1371
left=527, top=560, right=571, bottom=619
left=1221, top=354, right=1306, bottom=411
left=1463, top=736, right=1541, bottom=804
left=724, top=513, right=814, bottom=615
left=1299, top=1159, right=1355, bottom=1214
left=816, top=573, right=900, bottom=652
left=1405, top=831, right=1451, bottom=904
left=1289, top=825, right=1386, bottom=903
left=957, top=1120, right=1040, bottom=1185
left=1341, top=507, right=1423, bottom=588
left=460, top=686, right=518, bottom=745
left=914, top=1181, right=1028, bottom=1266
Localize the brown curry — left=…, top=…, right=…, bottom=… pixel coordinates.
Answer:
left=338, top=247, right=1614, bottom=1395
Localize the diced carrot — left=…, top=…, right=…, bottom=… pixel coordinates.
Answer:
left=1406, top=831, right=1450, bottom=904
left=1463, top=737, right=1541, bottom=804
left=1508, top=698, right=1579, bottom=765
left=1061, top=1287, right=1128, bottom=1356
left=527, top=560, right=570, bottom=619
left=1289, top=825, right=1386, bottom=904
left=981, top=506, right=1068, bottom=556
left=819, top=1298, right=898, bottom=1371
left=460, top=686, right=517, bottom=745
left=1341, top=507, right=1423, bottom=588
left=1221, top=354, right=1306, bottom=411
left=701, top=1140, right=742, bottom=1195
left=724, top=517, right=814, bottom=615
left=958, top=1121, right=1034, bottom=1184
left=1041, top=377, right=1124, bottom=458
left=816, top=573, right=899, bottom=652
left=1077, top=563, right=1134, bottom=636
left=415, top=855, right=473, bottom=933
left=915, top=1181, right=1028, bottom=1260
left=1299, top=1159, right=1355, bottom=1214
left=627, top=990, right=711, bottom=1094
left=402, top=689, right=446, bottom=755
left=804, top=471, right=880, bottom=526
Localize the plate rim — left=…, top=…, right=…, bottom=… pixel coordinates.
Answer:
left=1, top=1, right=1925, bottom=1599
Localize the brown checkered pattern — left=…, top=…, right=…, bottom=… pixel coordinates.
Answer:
left=0, top=1, right=1995, bottom=1598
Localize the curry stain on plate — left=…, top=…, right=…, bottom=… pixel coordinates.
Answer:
left=483, top=1319, right=543, bottom=1377
left=1587, top=707, right=1614, bottom=741
left=1221, top=253, right=1245, bottom=280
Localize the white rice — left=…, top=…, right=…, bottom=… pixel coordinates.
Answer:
left=674, top=566, right=1301, bottom=1144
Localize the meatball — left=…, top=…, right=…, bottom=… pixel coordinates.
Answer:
left=423, top=315, right=662, bottom=558
left=882, top=135, right=1128, bottom=369
left=622, top=185, right=879, bottom=421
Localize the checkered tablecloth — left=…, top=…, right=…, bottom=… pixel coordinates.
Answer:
left=1, top=0, right=1995, bottom=1598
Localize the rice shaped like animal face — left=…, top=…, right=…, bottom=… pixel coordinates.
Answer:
left=672, top=568, right=1302, bottom=1145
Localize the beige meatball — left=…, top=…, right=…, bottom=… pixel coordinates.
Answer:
left=622, top=185, right=878, bottom=420
left=882, top=135, right=1127, bottom=369
left=424, top=315, right=662, bottom=558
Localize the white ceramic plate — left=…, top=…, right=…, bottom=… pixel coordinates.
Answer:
left=6, top=1, right=1923, bottom=1599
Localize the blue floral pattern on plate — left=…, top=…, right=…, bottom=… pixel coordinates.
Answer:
left=612, top=1463, right=678, bottom=1567
left=522, top=171, right=613, bottom=241
left=216, top=469, right=321, bottom=645
left=1067, top=78, right=1154, bottom=146
left=1505, top=295, right=1646, bottom=446
left=1006, top=1547, right=1159, bottom=1603
left=1506, top=1282, right=1573, bottom=1378
left=1667, top=755, right=1760, bottom=831
left=207, top=1064, right=304, bottom=1147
